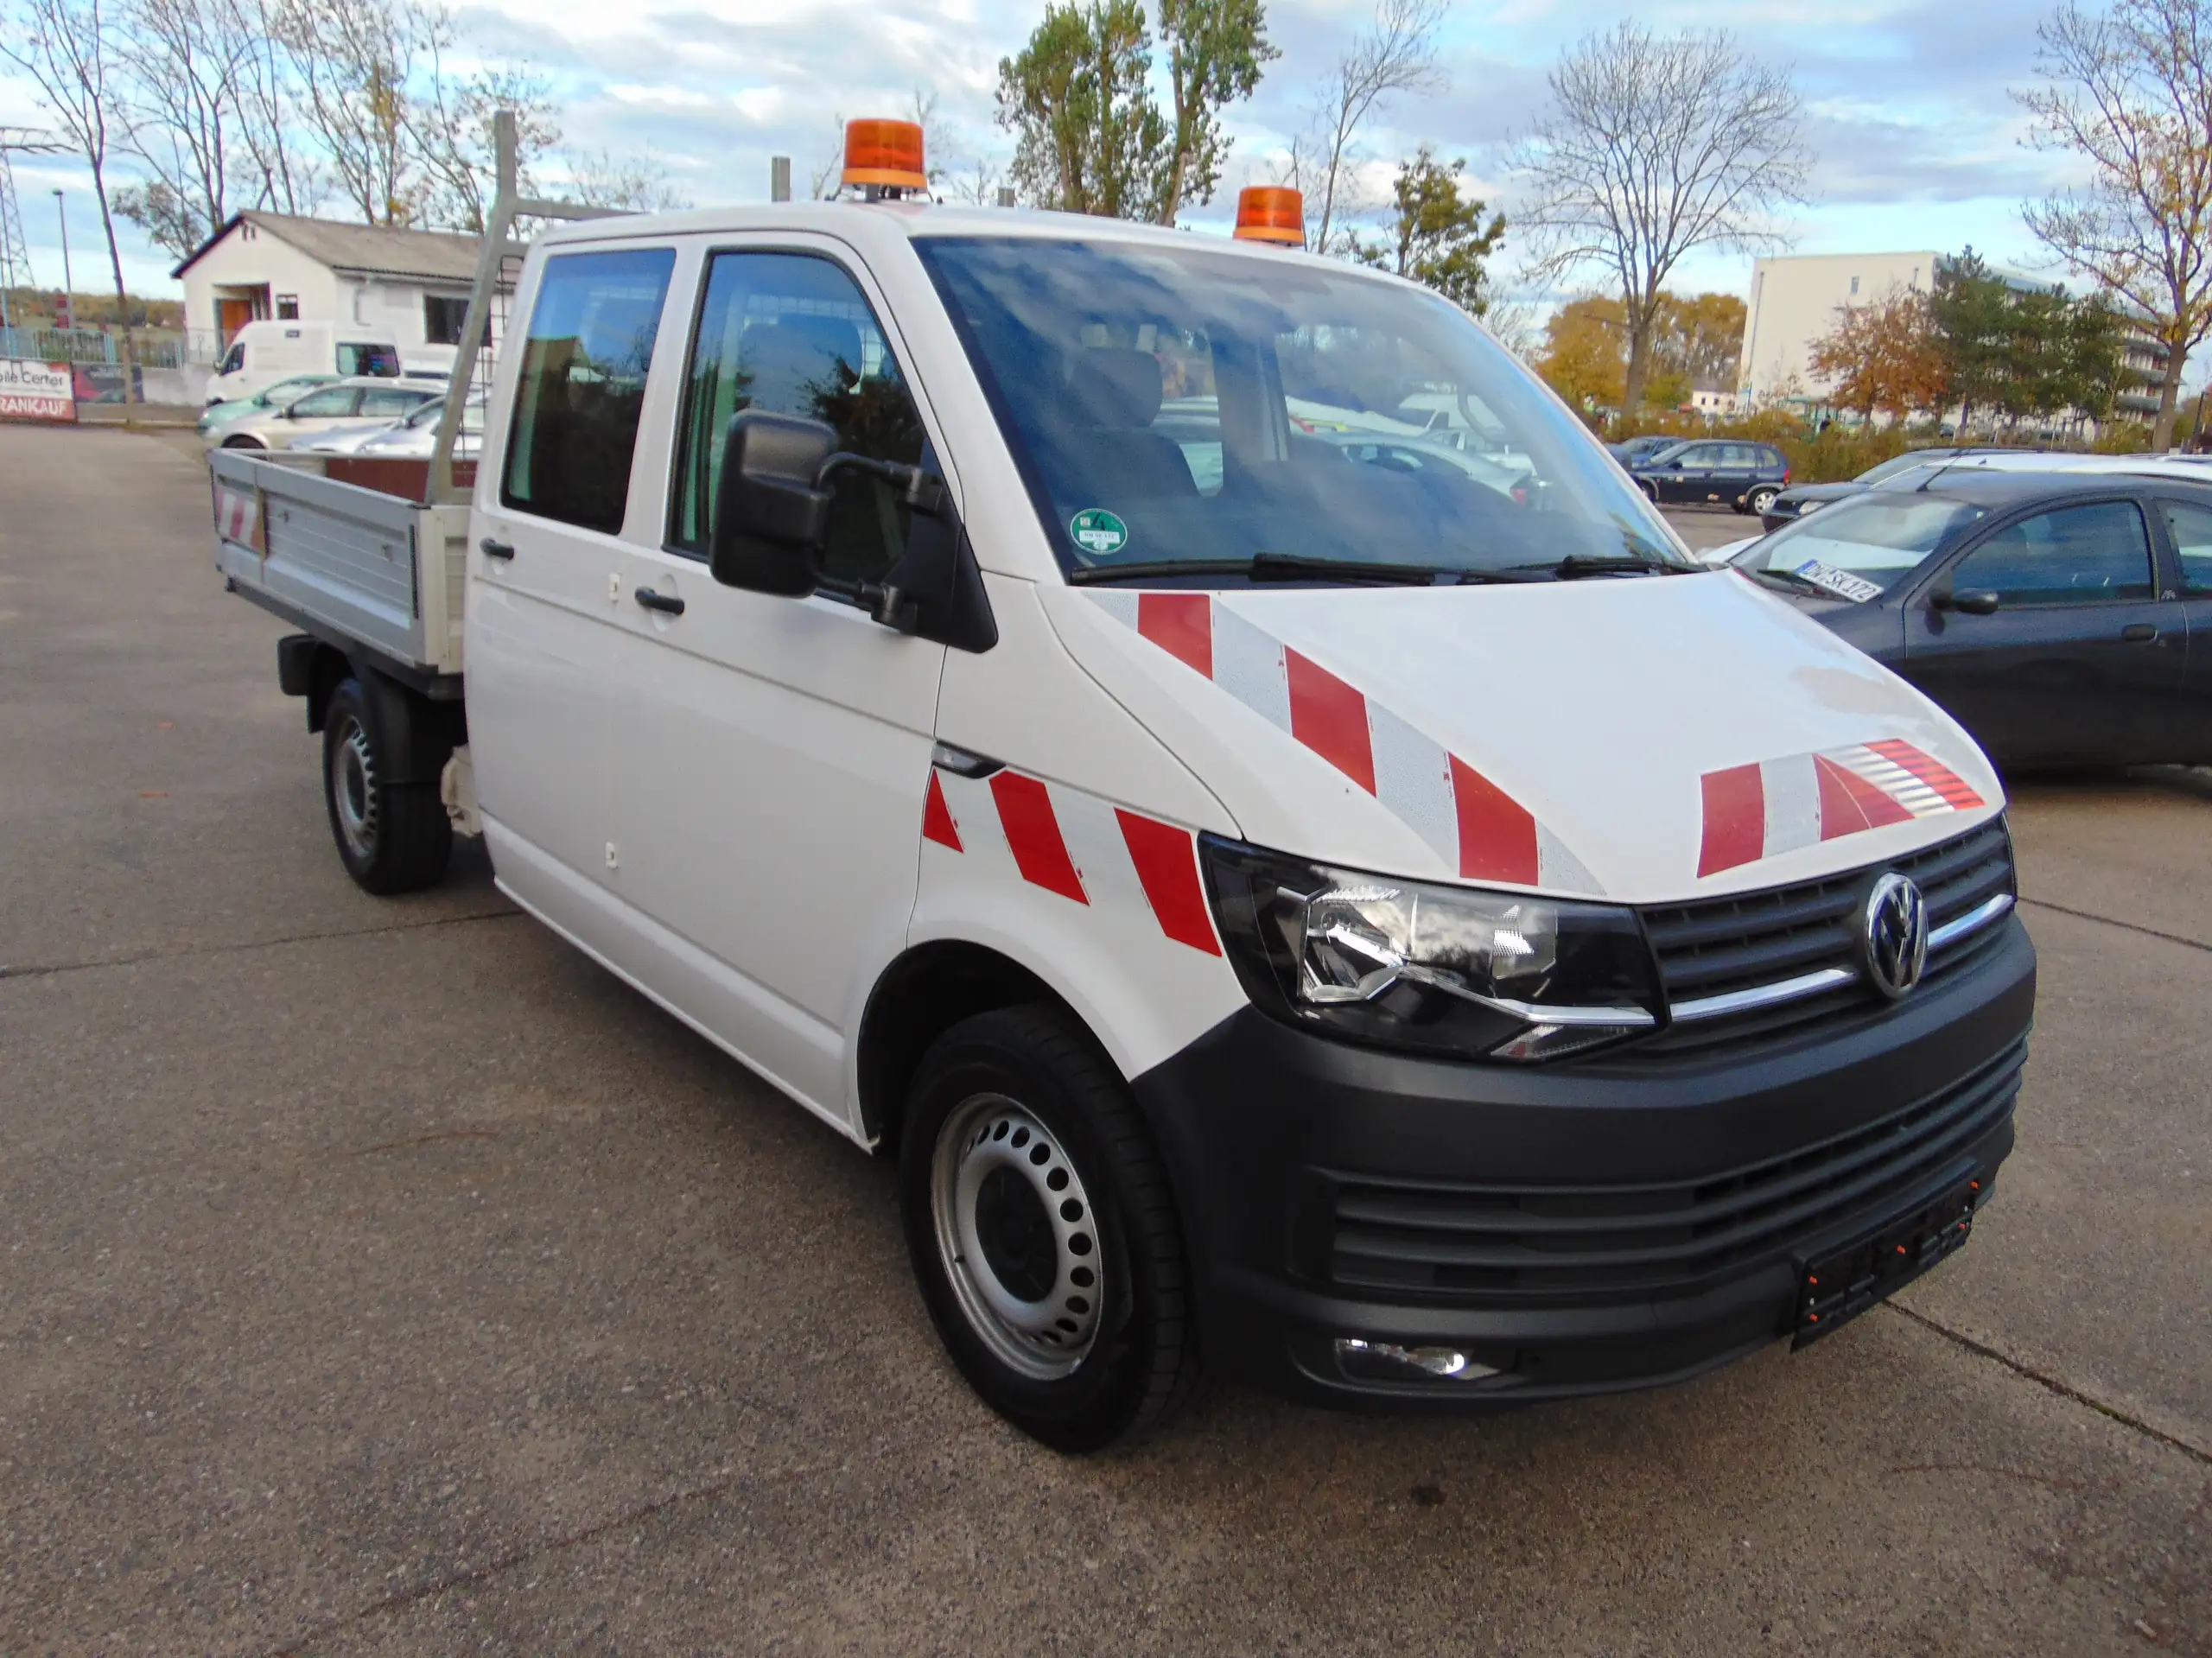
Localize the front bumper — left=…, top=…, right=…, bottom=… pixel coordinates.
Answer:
left=1131, top=916, right=2035, bottom=1411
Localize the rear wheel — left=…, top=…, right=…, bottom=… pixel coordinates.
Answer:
left=321, top=676, right=452, bottom=894
left=1747, top=485, right=1780, bottom=516
left=899, top=1005, right=1203, bottom=1452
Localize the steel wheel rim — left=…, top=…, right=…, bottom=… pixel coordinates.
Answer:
left=330, top=715, right=378, bottom=860
left=931, top=1092, right=1103, bottom=1381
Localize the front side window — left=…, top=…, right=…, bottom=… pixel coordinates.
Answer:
left=219, top=342, right=245, bottom=375
left=915, top=237, right=1681, bottom=584
left=669, top=251, right=927, bottom=584
left=289, top=387, right=360, bottom=417
left=2158, top=499, right=2212, bottom=594
left=1949, top=501, right=2154, bottom=605
left=502, top=247, right=677, bottom=535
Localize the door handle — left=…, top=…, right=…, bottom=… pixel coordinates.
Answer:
left=2120, top=622, right=2158, bottom=642
left=633, top=586, right=686, bottom=616
left=480, top=537, right=514, bottom=561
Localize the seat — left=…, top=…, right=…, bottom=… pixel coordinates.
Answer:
left=1056, top=347, right=1198, bottom=500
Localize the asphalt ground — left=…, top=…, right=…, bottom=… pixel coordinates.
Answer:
left=2, top=429, right=2206, bottom=1656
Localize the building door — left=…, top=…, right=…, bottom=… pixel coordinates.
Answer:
left=217, top=298, right=255, bottom=345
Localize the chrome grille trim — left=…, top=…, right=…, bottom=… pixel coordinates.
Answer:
left=1929, top=891, right=2013, bottom=950
left=1670, top=966, right=1858, bottom=1024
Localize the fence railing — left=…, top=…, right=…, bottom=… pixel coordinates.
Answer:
left=0, top=327, right=194, bottom=369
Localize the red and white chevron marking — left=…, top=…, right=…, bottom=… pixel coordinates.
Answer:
left=1698, top=739, right=1986, bottom=877
left=213, top=480, right=262, bottom=549
left=1085, top=589, right=1599, bottom=893
left=924, top=764, right=1223, bottom=956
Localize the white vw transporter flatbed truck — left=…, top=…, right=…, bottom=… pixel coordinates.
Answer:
left=210, top=119, right=2034, bottom=1450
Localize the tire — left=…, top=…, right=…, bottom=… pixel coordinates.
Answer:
left=321, top=675, right=453, bottom=894
left=1638, top=480, right=1659, bottom=502
left=1747, top=486, right=1780, bottom=516
left=899, top=1005, right=1203, bottom=1452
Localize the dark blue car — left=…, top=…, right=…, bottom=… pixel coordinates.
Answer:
left=1630, top=439, right=1791, bottom=516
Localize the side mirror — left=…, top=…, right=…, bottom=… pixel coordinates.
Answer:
left=1932, top=588, right=2001, bottom=616
left=709, top=410, right=836, bottom=595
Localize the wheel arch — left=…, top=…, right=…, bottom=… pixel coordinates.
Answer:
left=855, top=939, right=1076, bottom=1154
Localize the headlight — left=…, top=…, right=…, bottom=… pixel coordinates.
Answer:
left=1200, top=837, right=1660, bottom=1063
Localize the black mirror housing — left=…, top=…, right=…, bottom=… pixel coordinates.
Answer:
left=709, top=410, right=835, bottom=594
left=1934, top=588, right=2001, bottom=617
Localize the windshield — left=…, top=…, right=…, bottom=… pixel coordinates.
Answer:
left=1737, top=492, right=1987, bottom=599
left=915, top=238, right=1687, bottom=583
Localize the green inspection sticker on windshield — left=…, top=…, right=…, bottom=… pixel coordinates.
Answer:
left=1071, top=508, right=1130, bottom=556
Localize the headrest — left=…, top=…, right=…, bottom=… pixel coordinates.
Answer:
left=1067, top=348, right=1165, bottom=429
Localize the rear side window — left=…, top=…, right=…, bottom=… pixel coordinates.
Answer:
left=668, top=251, right=928, bottom=583
left=503, top=248, right=677, bottom=535
left=360, top=386, right=426, bottom=416
left=339, top=342, right=400, bottom=377
left=2158, top=499, right=2212, bottom=594
left=1950, top=501, right=2154, bottom=605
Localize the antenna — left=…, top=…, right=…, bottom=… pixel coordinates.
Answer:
left=0, top=128, right=67, bottom=334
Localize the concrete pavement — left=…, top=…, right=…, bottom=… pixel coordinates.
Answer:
left=1, top=427, right=2204, bottom=1655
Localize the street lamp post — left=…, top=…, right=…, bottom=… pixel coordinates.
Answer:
left=52, top=188, right=72, bottom=329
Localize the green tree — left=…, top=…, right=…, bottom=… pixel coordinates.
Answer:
left=1930, top=251, right=2015, bottom=432
left=998, top=0, right=1272, bottom=224
left=1353, top=146, right=1504, bottom=313
left=1157, top=0, right=1276, bottom=224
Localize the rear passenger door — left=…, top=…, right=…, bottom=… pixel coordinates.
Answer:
left=2152, top=498, right=2212, bottom=760
left=1903, top=498, right=2183, bottom=765
left=603, top=242, right=950, bottom=1128
left=467, top=245, right=680, bottom=940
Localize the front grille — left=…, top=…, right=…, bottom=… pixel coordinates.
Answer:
left=1635, top=817, right=2016, bottom=1056
left=1328, top=1039, right=2022, bottom=1305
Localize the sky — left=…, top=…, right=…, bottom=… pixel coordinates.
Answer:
left=0, top=0, right=2085, bottom=308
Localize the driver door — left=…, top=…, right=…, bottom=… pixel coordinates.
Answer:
left=601, top=241, right=950, bottom=1126
left=1903, top=498, right=2183, bottom=764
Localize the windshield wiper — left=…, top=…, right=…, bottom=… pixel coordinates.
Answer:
left=1510, top=552, right=1688, bottom=580
left=1741, top=564, right=1825, bottom=594
left=1068, top=553, right=1524, bottom=587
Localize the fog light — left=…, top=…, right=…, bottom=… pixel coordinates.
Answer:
left=1336, top=1337, right=1505, bottom=1382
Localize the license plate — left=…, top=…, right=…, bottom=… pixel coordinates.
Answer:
left=1792, top=1176, right=1984, bottom=1349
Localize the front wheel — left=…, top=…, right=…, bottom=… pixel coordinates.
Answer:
left=899, top=1006, right=1203, bottom=1452
left=1747, top=486, right=1780, bottom=516
left=321, top=676, right=452, bottom=894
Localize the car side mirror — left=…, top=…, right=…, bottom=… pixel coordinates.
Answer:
left=709, top=410, right=836, bottom=596
left=1933, top=588, right=2001, bottom=617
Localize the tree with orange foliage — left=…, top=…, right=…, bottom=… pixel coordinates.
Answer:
left=1808, top=285, right=1949, bottom=421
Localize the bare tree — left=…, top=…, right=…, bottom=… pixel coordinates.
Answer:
left=1284, top=0, right=1444, bottom=255
left=235, top=0, right=315, bottom=213
left=273, top=0, right=435, bottom=225
left=3, top=0, right=140, bottom=400
left=411, top=51, right=556, bottom=231
left=563, top=147, right=689, bottom=213
left=1513, top=23, right=1808, bottom=411
left=2018, top=0, right=2212, bottom=448
left=114, top=0, right=257, bottom=258
left=807, top=110, right=849, bottom=200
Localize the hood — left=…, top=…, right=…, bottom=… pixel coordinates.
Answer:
left=1778, top=482, right=1867, bottom=507
left=1043, top=570, right=2002, bottom=905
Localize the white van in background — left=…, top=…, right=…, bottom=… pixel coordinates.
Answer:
left=203, top=321, right=404, bottom=405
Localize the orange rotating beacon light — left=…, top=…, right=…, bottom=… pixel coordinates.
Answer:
left=1234, top=186, right=1305, bottom=245
left=840, top=118, right=930, bottom=200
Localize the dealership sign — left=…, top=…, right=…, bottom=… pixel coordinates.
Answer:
left=0, top=359, right=76, bottom=422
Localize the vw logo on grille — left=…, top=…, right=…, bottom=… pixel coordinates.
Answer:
left=1861, top=873, right=1929, bottom=1001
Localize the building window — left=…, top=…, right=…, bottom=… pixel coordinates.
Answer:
left=276, top=294, right=299, bottom=320
left=424, top=294, right=472, bottom=346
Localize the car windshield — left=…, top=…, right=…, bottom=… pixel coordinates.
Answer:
left=915, top=237, right=1687, bottom=583
left=1737, top=492, right=1988, bottom=595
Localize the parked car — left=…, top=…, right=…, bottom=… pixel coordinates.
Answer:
left=203, top=321, right=403, bottom=404
left=354, top=393, right=486, bottom=459
left=1760, top=447, right=2025, bottom=534
left=1732, top=469, right=2212, bottom=767
left=1606, top=434, right=1677, bottom=467
left=195, top=373, right=340, bottom=441
left=1312, top=429, right=1528, bottom=498
left=1629, top=440, right=1790, bottom=514
left=207, top=378, right=440, bottom=451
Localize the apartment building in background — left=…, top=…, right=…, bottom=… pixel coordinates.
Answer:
left=1737, top=251, right=2168, bottom=428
